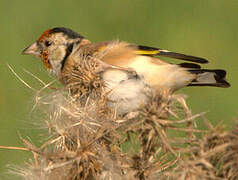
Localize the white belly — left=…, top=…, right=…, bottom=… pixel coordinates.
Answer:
left=101, top=68, right=151, bottom=115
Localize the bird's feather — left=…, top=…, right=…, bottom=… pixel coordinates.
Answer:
left=135, top=45, right=209, bottom=64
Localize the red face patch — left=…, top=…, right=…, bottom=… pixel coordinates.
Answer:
left=38, top=29, right=52, bottom=42
left=41, top=50, right=51, bottom=69
left=38, top=29, right=52, bottom=69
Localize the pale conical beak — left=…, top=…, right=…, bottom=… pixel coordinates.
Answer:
left=22, top=42, right=41, bottom=56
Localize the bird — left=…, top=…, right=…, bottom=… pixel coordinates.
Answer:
left=22, top=27, right=230, bottom=115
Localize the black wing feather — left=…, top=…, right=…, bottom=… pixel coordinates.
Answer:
left=137, top=45, right=209, bottom=64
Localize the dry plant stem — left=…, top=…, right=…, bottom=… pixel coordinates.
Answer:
left=6, top=65, right=237, bottom=180
left=0, top=146, right=29, bottom=151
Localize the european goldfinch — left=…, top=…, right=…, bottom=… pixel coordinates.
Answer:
left=23, top=27, right=230, bottom=114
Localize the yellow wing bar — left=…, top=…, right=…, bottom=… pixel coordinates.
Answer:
left=136, top=45, right=208, bottom=64
left=135, top=49, right=159, bottom=55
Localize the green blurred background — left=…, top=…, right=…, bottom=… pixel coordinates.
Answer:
left=0, top=0, right=237, bottom=177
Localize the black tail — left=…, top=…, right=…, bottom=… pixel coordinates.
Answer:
left=179, top=63, right=230, bottom=88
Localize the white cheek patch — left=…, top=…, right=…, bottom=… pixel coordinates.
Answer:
left=47, top=45, right=67, bottom=77
left=55, top=47, right=66, bottom=60
left=44, top=33, right=70, bottom=77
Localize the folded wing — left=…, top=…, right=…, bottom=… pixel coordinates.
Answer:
left=135, top=45, right=209, bottom=64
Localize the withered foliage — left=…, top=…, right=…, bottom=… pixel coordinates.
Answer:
left=6, top=62, right=238, bottom=180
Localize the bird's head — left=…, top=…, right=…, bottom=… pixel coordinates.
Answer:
left=23, top=27, right=88, bottom=76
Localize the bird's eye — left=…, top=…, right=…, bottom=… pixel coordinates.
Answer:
left=45, top=41, right=51, bottom=47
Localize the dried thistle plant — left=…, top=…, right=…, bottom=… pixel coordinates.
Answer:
left=4, top=64, right=237, bottom=180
